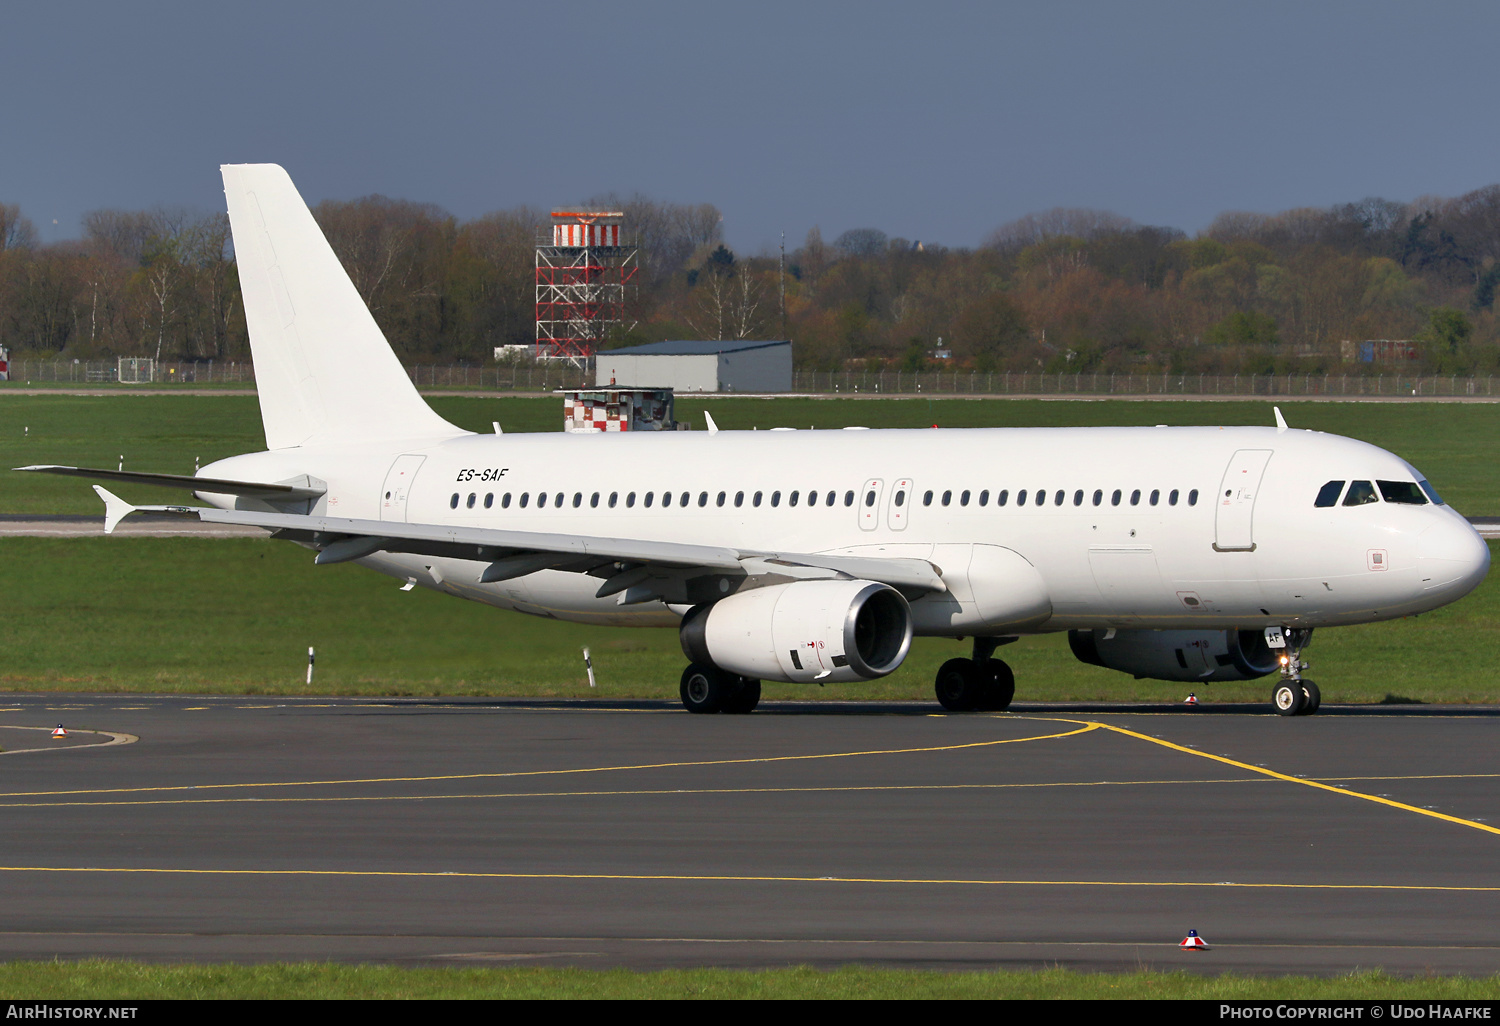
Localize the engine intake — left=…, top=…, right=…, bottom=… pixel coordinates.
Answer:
left=681, top=579, right=913, bottom=683
left=1068, top=628, right=1280, bottom=682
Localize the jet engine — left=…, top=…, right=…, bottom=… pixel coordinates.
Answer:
left=1068, top=628, right=1280, bottom=683
left=680, top=580, right=913, bottom=684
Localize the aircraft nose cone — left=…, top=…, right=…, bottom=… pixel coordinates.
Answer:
left=1418, top=516, right=1490, bottom=600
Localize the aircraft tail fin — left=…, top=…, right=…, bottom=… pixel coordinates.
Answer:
left=220, top=164, right=464, bottom=450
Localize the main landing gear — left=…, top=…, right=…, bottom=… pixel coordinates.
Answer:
left=1271, top=628, right=1319, bottom=717
left=680, top=663, right=761, bottom=714
left=934, top=637, right=1016, bottom=712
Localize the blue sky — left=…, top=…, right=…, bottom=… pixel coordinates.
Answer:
left=3, top=1, right=1496, bottom=253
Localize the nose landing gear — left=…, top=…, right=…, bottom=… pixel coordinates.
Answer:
left=1271, top=628, right=1319, bottom=716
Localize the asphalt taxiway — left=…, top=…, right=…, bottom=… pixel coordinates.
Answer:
left=1, top=694, right=1498, bottom=974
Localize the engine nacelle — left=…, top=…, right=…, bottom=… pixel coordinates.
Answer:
left=680, top=579, right=913, bottom=684
left=1068, top=628, right=1280, bottom=683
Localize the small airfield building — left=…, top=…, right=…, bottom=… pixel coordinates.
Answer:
left=595, top=339, right=792, bottom=393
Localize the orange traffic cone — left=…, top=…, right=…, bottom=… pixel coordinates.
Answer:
left=1180, top=929, right=1209, bottom=950
left=51, top=724, right=67, bottom=739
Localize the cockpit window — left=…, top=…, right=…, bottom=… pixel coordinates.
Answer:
left=1342, top=480, right=1378, bottom=506
left=1314, top=480, right=1345, bottom=507
left=1378, top=480, right=1428, bottom=505
left=1419, top=479, right=1445, bottom=506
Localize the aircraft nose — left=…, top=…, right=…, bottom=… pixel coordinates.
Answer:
left=1418, top=516, right=1491, bottom=600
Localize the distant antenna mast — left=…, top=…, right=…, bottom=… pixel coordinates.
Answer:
left=779, top=231, right=787, bottom=339
left=535, top=211, right=638, bottom=363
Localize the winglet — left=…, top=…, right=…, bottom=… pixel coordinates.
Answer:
left=93, top=485, right=137, bottom=534
left=1273, top=406, right=1288, bottom=433
left=704, top=411, right=720, bottom=436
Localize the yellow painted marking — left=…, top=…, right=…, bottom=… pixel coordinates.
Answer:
left=0, top=864, right=1497, bottom=893
left=1026, top=716, right=1500, bottom=837
left=0, top=725, right=1100, bottom=800
left=181, top=707, right=209, bottom=711
left=0, top=777, right=1275, bottom=809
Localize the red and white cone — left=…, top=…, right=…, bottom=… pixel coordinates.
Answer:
left=1184, top=693, right=1198, bottom=705
left=50, top=724, right=67, bottom=739
left=1180, top=929, right=1209, bottom=950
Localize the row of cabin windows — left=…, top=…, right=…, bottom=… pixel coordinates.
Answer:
left=448, top=486, right=1200, bottom=511
left=1313, top=479, right=1435, bottom=507
left=450, top=489, right=861, bottom=511
left=921, top=487, right=1197, bottom=508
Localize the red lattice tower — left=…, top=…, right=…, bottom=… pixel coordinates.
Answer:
left=535, top=211, right=637, bottom=361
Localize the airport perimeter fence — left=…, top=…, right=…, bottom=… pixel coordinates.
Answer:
left=5, top=360, right=1499, bottom=398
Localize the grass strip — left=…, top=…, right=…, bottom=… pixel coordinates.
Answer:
left=1, top=961, right=1499, bottom=1000
left=2, top=537, right=1497, bottom=704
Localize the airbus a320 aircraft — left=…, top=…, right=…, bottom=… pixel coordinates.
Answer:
left=18, top=166, right=1491, bottom=716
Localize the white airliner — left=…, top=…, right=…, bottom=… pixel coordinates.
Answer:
left=18, top=165, right=1492, bottom=716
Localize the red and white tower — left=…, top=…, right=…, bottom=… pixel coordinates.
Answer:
left=535, top=211, right=637, bottom=361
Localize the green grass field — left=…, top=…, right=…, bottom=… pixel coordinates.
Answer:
left=0, top=395, right=1495, bottom=702
left=2, top=535, right=1495, bottom=703
left=1, top=961, right=1496, bottom=999
left=2, top=394, right=1497, bottom=513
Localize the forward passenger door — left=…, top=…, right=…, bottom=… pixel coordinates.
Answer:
left=1214, top=449, right=1273, bottom=551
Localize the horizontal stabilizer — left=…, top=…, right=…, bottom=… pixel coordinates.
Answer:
left=16, top=465, right=325, bottom=501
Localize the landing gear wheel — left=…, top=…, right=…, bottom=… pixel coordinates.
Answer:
left=978, top=659, right=1016, bottom=711
left=1299, top=680, right=1321, bottom=716
left=935, top=658, right=986, bottom=712
left=720, top=678, right=762, bottom=714
left=680, top=663, right=733, bottom=714
left=1272, top=680, right=1306, bottom=717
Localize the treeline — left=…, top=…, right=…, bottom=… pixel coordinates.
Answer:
left=2, top=182, right=1497, bottom=375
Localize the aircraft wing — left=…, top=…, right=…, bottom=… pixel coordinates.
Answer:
left=16, top=465, right=326, bottom=502
left=91, top=487, right=947, bottom=601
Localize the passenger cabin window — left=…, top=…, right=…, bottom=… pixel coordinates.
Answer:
left=735, top=491, right=744, bottom=507
left=754, top=491, right=763, bottom=507
left=502, top=493, right=512, bottom=508
left=1111, top=489, right=1122, bottom=506
left=1016, top=489, right=1027, bottom=505
left=865, top=490, right=877, bottom=507
left=519, top=493, right=529, bottom=508
left=1378, top=481, right=1428, bottom=505
left=923, top=490, right=934, bottom=506
left=960, top=490, right=970, bottom=506
left=1073, top=490, right=1084, bottom=506
left=450, top=493, right=459, bottom=509
left=609, top=492, right=618, bottom=508
left=679, top=491, right=689, bottom=507
left=466, top=493, right=476, bottom=509
left=894, top=489, right=906, bottom=507
left=1053, top=490, right=1064, bottom=506
left=717, top=491, right=726, bottom=507
left=1169, top=489, right=1179, bottom=506
left=1149, top=489, right=1160, bottom=506
left=555, top=492, right=564, bottom=508
left=573, top=492, right=583, bottom=508
left=941, top=490, right=952, bottom=507
left=626, top=491, right=636, bottom=508
left=662, top=492, right=672, bottom=508
left=1130, top=489, right=1140, bottom=506
left=844, top=490, right=855, bottom=507
left=826, top=490, right=836, bottom=506
left=1188, top=489, right=1199, bottom=506
left=699, top=491, right=709, bottom=507
left=771, top=491, right=781, bottom=507
left=1343, top=480, right=1378, bottom=506
left=790, top=491, right=800, bottom=506
left=979, top=489, right=989, bottom=506
left=997, top=489, right=1009, bottom=506
left=590, top=492, right=599, bottom=508
left=644, top=492, right=654, bottom=507
left=1091, top=489, right=1102, bottom=506
left=538, top=492, right=548, bottom=508
left=484, top=493, right=494, bottom=509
